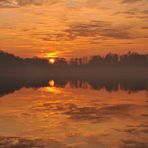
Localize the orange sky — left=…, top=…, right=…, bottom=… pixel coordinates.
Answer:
left=0, top=0, right=148, bottom=58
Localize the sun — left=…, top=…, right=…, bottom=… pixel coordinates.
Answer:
left=49, top=58, right=55, bottom=64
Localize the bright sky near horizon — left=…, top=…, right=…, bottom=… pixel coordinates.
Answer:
left=0, top=0, right=148, bottom=58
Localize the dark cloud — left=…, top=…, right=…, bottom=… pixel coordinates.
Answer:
left=113, top=125, right=148, bottom=135
left=113, top=10, right=148, bottom=22
left=121, top=140, right=148, bottom=148
left=0, top=137, right=67, bottom=148
left=142, top=10, right=148, bottom=15
left=64, top=21, right=133, bottom=40
left=31, top=32, right=69, bottom=42
left=121, top=0, right=145, bottom=4
left=113, top=11, right=137, bottom=16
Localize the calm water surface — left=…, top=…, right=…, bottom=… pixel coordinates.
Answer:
left=0, top=81, right=147, bottom=148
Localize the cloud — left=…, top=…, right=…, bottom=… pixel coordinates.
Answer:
left=121, top=0, right=145, bottom=4
left=113, top=11, right=137, bottom=16
left=64, top=21, right=133, bottom=40
left=0, top=137, right=68, bottom=148
left=31, top=21, right=133, bottom=42
left=0, top=0, right=18, bottom=8
left=0, top=0, right=59, bottom=8
left=121, top=140, right=148, bottom=148
left=31, top=32, right=69, bottom=42
left=142, top=27, right=148, bottom=29
left=112, top=9, right=148, bottom=22
left=143, top=10, right=148, bottom=15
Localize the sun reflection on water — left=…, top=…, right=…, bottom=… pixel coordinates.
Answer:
left=49, top=80, right=55, bottom=87
left=40, top=80, right=61, bottom=94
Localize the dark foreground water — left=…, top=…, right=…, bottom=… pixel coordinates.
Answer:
left=0, top=80, right=147, bottom=148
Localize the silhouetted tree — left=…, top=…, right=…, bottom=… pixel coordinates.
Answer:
left=104, top=53, right=119, bottom=66
left=88, top=55, right=103, bottom=67
left=54, top=58, right=67, bottom=67
left=120, top=52, right=147, bottom=67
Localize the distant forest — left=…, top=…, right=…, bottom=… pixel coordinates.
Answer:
left=0, top=50, right=148, bottom=79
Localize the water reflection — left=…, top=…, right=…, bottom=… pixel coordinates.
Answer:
left=49, top=80, right=55, bottom=87
left=0, top=77, right=147, bottom=97
left=0, top=78, right=147, bottom=147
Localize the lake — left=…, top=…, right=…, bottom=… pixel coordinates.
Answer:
left=0, top=80, right=147, bottom=148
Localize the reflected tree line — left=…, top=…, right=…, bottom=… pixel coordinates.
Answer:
left=0, top=77, right=147, bottom=97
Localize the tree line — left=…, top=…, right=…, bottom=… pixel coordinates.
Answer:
left=0, top=50, right=147, bottom=69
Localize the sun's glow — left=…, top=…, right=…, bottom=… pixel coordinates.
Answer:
left=44, top=52, right=59, bottom=58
